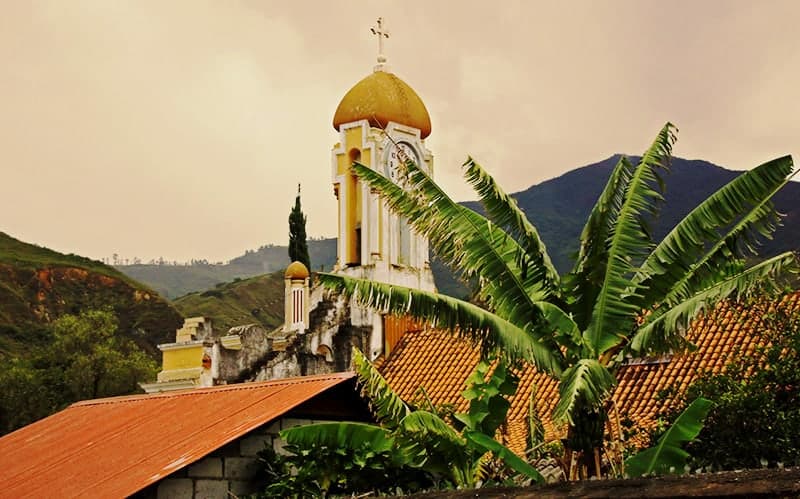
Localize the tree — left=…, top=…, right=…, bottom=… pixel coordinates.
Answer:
left=318, top=123, right=797, bottom=478
left=288, top=183, right=311, bottom=270
left=674, top=300, right=800, bottom=470
left=0, top=309, right=158, bottom=434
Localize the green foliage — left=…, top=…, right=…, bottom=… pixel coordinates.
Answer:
left=254, top=433, right=431, bottom=498
left=455, top=359, right=517, bottom=436
left=173, top=271, right=285, bottom=333
left=318, top=273, right=563, bottom=375
left=0, top=232, right=145, bottom=290
left=625, top=397, right=713, bottom=477
left=0, top=309, right=157, bottom=434
left=0, top=232, right=183, bottom=361
left=676, top=304, right=800, bottom=470
left=351, top=347, right=410, bottom=429
left=288, top=184, right=311, bottom=270
left=269, top=349, right=543, bottom=496
left=317, top=123, right=796, bottom=479
left=553, top=359, right=616, bottom=425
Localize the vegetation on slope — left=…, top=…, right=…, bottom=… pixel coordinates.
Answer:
left=172, top=271, right=286, bottom=334
left=0, top=309, right=157, bottom=434
left=0, top=232, right=183, bottom=358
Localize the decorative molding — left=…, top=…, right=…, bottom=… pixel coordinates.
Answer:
left=219, top=334, right=243, bottom=351
left=158, top=340, right=204, bottom=352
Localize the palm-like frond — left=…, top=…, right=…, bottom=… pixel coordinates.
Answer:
left=351, top=346, right=409, bottom=429
left=351, top=161, right=548, bottom=335
left=282, top=421, right=394, bottom=454
left=636, top=155, right=794, bottom=306
left=319, top=273, right=564, bottom=375
left=535, top=301, right=583, bottom=358
left=659, top=198, right=786, bottom=309
left=631, top=252, right=798, bottom=353
left=399, top=410, right=466, bottom=447
left=398, top=410, right=472, bottom=481
left=565, top=155, right=636, bottom=331
left=552, top=359, right=616, bottom=424
left=625, top=398, right=713, bottom=477
left=585, top=123, right=677, bottom=355
left=462, top=156, right=559, bottom=293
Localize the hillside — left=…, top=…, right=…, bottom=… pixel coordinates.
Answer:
left=120, top=238, right=336, bottom=298
left=117, top=156, right=800, bottom=298
left=0, top=232, right=183, bottom=358
left=465, top=155, right=800, bottom=274
left=172, top=271, right=286, bottom=334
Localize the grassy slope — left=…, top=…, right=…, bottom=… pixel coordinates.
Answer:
left=0, top=232, right=183, bottom=358
left=0, top=232, right=146, bottom=288
left=172, top=271, right=286, bottom=334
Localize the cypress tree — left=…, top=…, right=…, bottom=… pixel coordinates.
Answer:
left=288, top=184, right=311, bottom=270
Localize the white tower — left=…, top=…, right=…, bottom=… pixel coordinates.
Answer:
left=329, top=18, right=436, bottom=293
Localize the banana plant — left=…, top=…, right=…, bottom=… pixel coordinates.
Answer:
left=281, top=348, right=543, bottom=490
left=318, top=123, right=797, bottom=477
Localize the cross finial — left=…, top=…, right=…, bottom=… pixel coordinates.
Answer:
left=370, top=17, right=390, bottom=71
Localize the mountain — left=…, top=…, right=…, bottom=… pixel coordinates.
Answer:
left=172, top=271, right=286, bottom=334
left=491, top=155, right=800, bottom=273
left=0, top=232, right=183, bottom=358
left=117, top=156, right=800, bottom=298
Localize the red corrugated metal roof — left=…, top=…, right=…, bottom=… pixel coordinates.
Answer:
left=0, top=372, right=355, bottom=498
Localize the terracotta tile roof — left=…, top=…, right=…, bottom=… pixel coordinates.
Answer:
left=0, top=372, right=355, bottom=499
left=379, top=292, right=800, bottom=456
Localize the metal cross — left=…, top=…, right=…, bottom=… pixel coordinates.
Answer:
left=370, top=17, right=390, bottom=67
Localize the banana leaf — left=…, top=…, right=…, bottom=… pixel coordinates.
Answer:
left=625, top=397, right=713, bottom=477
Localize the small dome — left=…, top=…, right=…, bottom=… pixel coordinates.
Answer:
left=333, top=70, right=431, bottom=139
left=285, top=261, right=310, bottom=279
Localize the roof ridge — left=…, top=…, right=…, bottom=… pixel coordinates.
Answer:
left=70, top=372, right=355, bottom=407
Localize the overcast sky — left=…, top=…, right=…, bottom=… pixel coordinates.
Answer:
left=1, top=1, right=798, bottom=263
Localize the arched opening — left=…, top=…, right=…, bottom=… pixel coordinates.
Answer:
left=347, top=147, right=362, bottom=266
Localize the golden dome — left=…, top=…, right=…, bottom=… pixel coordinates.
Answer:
left=285, top=261, right=310, bottom=280
left=333, top=70, right=431, bottom=139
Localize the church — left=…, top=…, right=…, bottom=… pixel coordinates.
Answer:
left=142, top=18, right=440, bottom=391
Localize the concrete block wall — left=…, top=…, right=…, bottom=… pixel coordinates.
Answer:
left=154, top=417, right=315, bottom=499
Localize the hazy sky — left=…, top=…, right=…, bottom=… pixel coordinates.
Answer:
left=1, top=1, right=798, bottom=263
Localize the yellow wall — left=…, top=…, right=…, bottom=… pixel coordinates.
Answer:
left=162, top=345, right=203, bottom=371
left=336, top=126, right=375, bottom=265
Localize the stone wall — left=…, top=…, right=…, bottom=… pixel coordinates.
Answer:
left=136, top=416, right=325, bottom=499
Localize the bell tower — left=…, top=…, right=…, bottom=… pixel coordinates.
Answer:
left=330, top=18, right=435, bottom=292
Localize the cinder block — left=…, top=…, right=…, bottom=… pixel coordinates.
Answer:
left=240, top=435, right=272, bottom=457
left=230, top=480, right=259, bottom=496
left=187, top=457, right=223, bottom=478
left=224, top=457, right=259, bottom=480
left=157, top=478, right=193, bottom=499
left=194, top=479, right=229, bottom=499
left=280, top=417, right=311, bottom=430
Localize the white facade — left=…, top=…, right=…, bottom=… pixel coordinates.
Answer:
left=330, top=120, right=436, bottom=293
